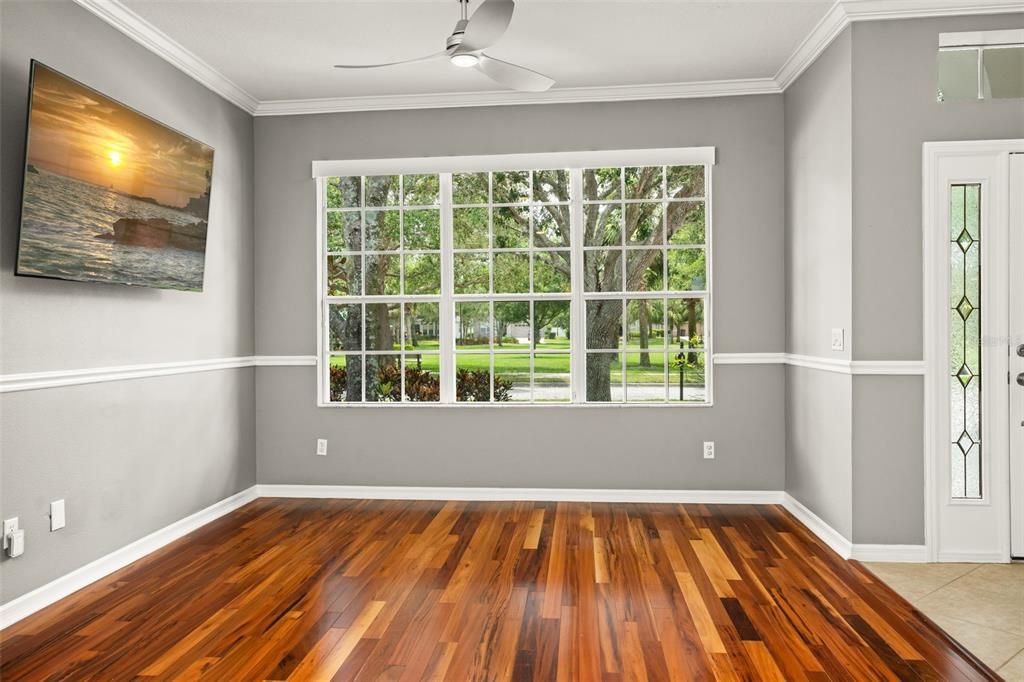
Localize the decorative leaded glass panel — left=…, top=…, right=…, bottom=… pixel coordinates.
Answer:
left=950, top=184, right=982, bottom=499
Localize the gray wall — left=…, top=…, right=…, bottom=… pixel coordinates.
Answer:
left=851, top=14, right=1024, bottom=363
left=254, top=95, right=788, bottom=490
left=0, top=373, right=254, bottom=602
left=786, top=368, right=853, bottom=538
left=257, top=365, right=785, bottom=489
left=785, top=28, right=853, bottom=360
left=0, top=0, right=256, bottom=603
left=852, top=376, right=923, bottom=544
left=848, top=14, right=1023, bottom=544
left=784, top=29, right=854, bottom=536
left=784, top=15, right=1024, bottom=545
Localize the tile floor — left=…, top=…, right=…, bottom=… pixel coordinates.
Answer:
left=864, top=562, right=1024, bottom=679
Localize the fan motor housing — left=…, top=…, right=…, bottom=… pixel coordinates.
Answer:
left=446, top=19, right=469, bottom=52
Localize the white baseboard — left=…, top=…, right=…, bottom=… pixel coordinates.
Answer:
left=780, top=494, right=933, bottom=563
left=0, top=486, right=258, bottom=630
left=256, top=484, right=786, bottom=505
left=782, top=493, right=854, bottom=559
left=852, top=544, right=929, bottom=562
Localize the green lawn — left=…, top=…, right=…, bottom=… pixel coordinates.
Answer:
left=331, top=344, right=705, bottom=384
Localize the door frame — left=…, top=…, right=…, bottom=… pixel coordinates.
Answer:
left=923, top=139, right=1024, bottom=563
left=1011, top=153, right=1024, bottom=559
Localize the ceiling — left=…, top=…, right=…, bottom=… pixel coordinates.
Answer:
left=120, top=0, right=833, bottom=102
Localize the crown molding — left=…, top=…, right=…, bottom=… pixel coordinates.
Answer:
left=775, top=0, right=1024, bottom=89
left=841, top=0, right=1024, bottom=20
left=73, top=0, right=1024, bottom=117
left=71, top=0, right=259, bottom=114
left=774, top=2, right=850, bottom=90
left=252, top=79, right=782, bottom=116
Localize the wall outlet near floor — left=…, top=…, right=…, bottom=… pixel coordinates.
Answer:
left=3, top=517, right=19, bottom=550
left=50, top=500, right=66, bottom=531
left=6, top=529, right=24, bottom=558
left=316, top=439, right=328, bottom=456
left=831, top=327, right=845, bottom=351
left=703, top=441, right=715, bottom=459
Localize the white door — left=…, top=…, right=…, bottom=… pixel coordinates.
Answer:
left=925, top=141, right=1023, bottom=563
left=1010, top=153, right=1024, bottom=559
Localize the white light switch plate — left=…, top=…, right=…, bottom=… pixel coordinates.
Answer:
left=831, top=328, right=845, bottom=351
left=50, top=500, right=66, bottom=531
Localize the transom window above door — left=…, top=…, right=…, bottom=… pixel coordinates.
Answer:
left=314, top=148, right=714, bottom=406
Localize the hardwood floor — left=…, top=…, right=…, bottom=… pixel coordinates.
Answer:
left=0, top=499, right=999, bottom=680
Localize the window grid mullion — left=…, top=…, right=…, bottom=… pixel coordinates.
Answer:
left=569, top=168, right=586, bottom=403
left=398, top=176, right=405, bottom=297
left=703, top=162, right=714, bottom=405
left=489, top=301, right=495, bottom=402
left=620, top=300, right=627, bottom=402
left=317, top=177, right=328, bottom=404
left=663, top=299, right=669, bottom=401
left=529, top=299, right=535, bottom=402
left=439, top=173, right=455, bottom=403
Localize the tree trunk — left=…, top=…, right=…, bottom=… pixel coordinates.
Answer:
left=638, top=300, right=650, bottom=367
left=407, top=310, right=418, bottom=348
left=377, top=310, right=392, bottom=352
left=586, top=353, right=614, bottom=402
left=584, top=299, right=624, bottom=401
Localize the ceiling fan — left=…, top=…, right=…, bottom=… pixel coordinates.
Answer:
left=333, top=0, right=555, bottom=93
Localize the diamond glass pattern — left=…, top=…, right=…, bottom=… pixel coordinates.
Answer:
left=949, top=184, right=982, bottom=499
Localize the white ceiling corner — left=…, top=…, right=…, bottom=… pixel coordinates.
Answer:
left=73, top=0, right=1024, bottom=116
left=775, top=0, right=1024, bottom=89
left=71, top=0, right=259, bottom=113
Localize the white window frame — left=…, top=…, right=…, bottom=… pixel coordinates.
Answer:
left=938, top=30, right=1024, bottom=101
left=314, top=146, right=716, bottom=408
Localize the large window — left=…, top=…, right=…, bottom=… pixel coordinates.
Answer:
left=317, top=149, right=713, bottom=406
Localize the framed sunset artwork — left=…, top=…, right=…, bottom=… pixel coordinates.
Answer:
left=16, top=61, right=215, bottom=291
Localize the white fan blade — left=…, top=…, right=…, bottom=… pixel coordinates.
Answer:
left=458, top=0, right=515, bottom=52
left=334, top=52, right=446, bottom=69
left=475, top=54, right=554, bottom=92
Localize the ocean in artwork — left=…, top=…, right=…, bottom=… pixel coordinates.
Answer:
left=16, top=62, right=215, bottom=292
left=18, top=167, right=208, bottom=291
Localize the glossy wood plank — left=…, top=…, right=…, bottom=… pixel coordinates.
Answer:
left=0, top=499, right=1000, bottom=681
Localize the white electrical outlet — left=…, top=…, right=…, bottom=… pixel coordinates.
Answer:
left=7, top=529, right=24, bottom=558
left=316, top=438, right=328, bottom=456
left=703, top=441, right=715, bottom=459
left=3, top=517, right=19, bottom=550
left=831, top=328, right=845, bottom=351
left=50, top=500, right=66, bottom=531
